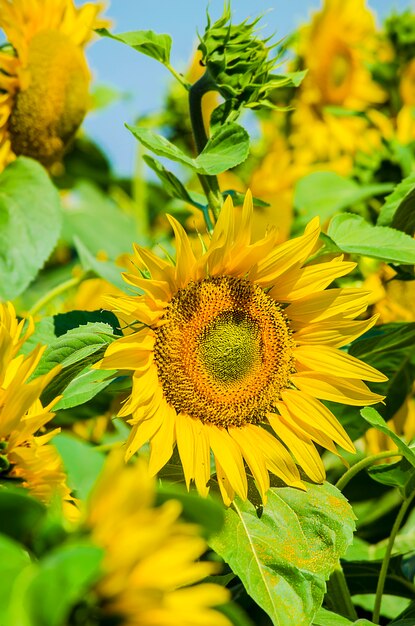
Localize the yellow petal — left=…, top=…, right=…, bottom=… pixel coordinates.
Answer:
left=148, top=402, right=176, bottom=475
left=280, top=389, right=355, bottom=453
left=229, top=425, right=270, bottom=500
left=167, top=214, right=198, bottom=287
left=270, top=257, right=356, bottom=302
left=287, top=288, right=370, bottom=325
left=268, top=412, right=326, bottom=482
left=294, top=345, right=388, bottom=382
left=207, top=426, right=247, bottom=500
left=292, top=372, right=385, bottom=406
left=175, top=412, right=196, bottom=489
left=294, top=315, right=379, bottom=348
left=250, top=217, right=320, bottom=285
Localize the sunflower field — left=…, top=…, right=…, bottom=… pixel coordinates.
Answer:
left=1, top=0, right=415, bottom=625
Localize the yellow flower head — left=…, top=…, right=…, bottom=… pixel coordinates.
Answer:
left=86, top=452, right=231, bottom=626
left=297, top=0, right=384, bottom=109
left=0, top=0, right=106, bottom=170
left=0, top=302, right=71, bottom=507
left=98, top=192, right=387, bottom=505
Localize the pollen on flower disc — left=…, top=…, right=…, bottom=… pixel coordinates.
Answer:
left=154, top=276, right=295, bottom=427
left=9, top=31, right=89, bottom=165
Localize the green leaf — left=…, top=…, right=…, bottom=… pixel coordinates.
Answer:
left=378, top=172, right=415, bottom=228
left=52, top=433, right=105, bottom=500
left=333, top=323, right=415, bottom=438
left=63, top=181, right=137, bottom=260
left=312, top=607, right=353, bottom=625
left=156, top=484, right=224, bottom=536
left=342, top=557, right=415, bottom=599
left=0, top=488, right=46, bottom=544
left=97, top=28, right=172, bottom=64
left=16, top=542, right=103, bottom=626
left=368, top=458, right=415, bottom=498
left=74, top=236, right=130, bottom=293
left=53, top=309, right=122, bottom=337
left=209, top=483, right=355, bottom=626
left=143, top=154, right=197, bottom=205
left=294, top=172, right=392, bottom=228
left=361, top=407, right=415, bottom=467
left=35, top=322, right=116, bottom=405
left=195, top=123, right=250, bottom=175
left=327, top=214, right=415, bottom=264
left=20, top=317, right=56, bottom=356
left=53, top=367, right=115, bottom=411
left=127, top=122, right=249, bottom=175
left=0, top=157, right=62, bottom=300
left=0, top=534, right=31, bottom=623
left=218, top=603, right=256, bottom=626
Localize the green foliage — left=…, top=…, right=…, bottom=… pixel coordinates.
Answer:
left=127, top=122, right=250, bottom=175
left=361, top=408, right=415, bottom=466
left=294, top=172, right=392, bottom=228
left=0, top=533, right=31, bottom=623
left=378, top=172, right=415, bottom=229
left=97, top=28, right=172, bottom=65
left=35, top=322, right=116, bottom=405
left=327, top=214, right=415, bottom=264
left=0, top=158, right=62, bottom=300
left=210, top=483, right=355, bottom=626
left=7, top=543, right=103, bottom=626
left=52, top=434, right=105, bottom=500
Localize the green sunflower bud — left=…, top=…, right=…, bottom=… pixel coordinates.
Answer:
left=198, top=4, right=298, bottom=112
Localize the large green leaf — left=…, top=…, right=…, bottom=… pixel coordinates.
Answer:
left=9, top=542, right=103, bottom=626
left=327, top=214, right=415, bottom=264
left=62, top=181, right=137, bottom=259
left=349, top=323, right=415, bottom=422
left=97, top=28, right=172, bottom=64
left=378, top=172, right=415, bottom=230
left=52, top=433, right=105, bottom=500
left=0, top=157, right=62, bottom=300
left=53, top=367, right=115, bottom=411
left=369, top=458, right=415, bottom=498
left=35, top=322, right=116, bottom=405
left=0, top=488, right=46, bottom=544
left=209, top=483, right=355, bottom=626
left=0, top=534, right=31, bottom=623
left=294, top=172, right=392, bottom=228
left=127, top=123, right=250, bottom=175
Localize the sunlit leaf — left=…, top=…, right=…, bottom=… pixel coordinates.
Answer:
left=52, top=434, right=105, bottom=500
left=97, top=28, right=172, bottom=64
left=327, top=214, right=415, bottom=264
left=209, top=483, right=355, bottom=626
left=0, top=158, right=62, bottom=300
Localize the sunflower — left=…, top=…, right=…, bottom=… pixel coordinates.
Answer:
left=297, top=0, right=384, bottom=109
left=97, top=192, right=387, bottom=505
left=0, top=302, right=73, bottom=509
left=0, top=0, right=106, bottom=171
left=84, top=452, right=231, bottom=626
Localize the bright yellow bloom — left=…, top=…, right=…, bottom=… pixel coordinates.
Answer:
left=0, top=0, right=106, bottom=171
left=0, top=302, right=73, bottom=508
left=297, top=0, right=384, bottom=109
left=86, top=452, right=231, bottom=626
left=98, top=192, right=387, bottom=505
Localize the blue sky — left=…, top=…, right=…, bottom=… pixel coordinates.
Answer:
left=83, top=0, right=413, bottom=176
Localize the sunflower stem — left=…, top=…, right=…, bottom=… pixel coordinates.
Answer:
left=325, top=566, right=358, bottom=621
left=335, top=451, right=403, bottom=492
left=372, top=489, right=415, bottom=624
left=188, top=71, right=223, bottom=224
left=28, top=272, right=88, bottom=316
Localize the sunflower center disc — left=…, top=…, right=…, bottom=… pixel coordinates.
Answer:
left=9, top=31, right=89, bottom=165
left=199, top=311, right=260, bottom=384
left=154, top=276, right=295, bottom=428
